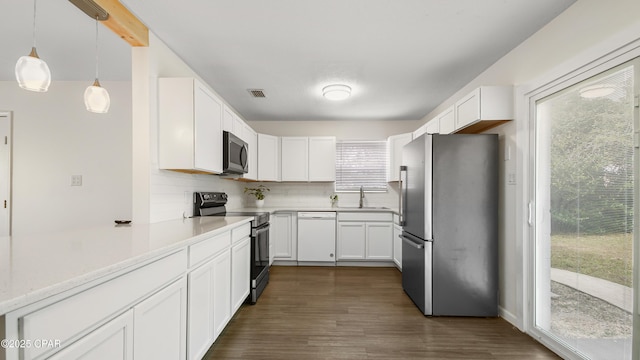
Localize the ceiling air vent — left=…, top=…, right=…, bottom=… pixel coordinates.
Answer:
left=247, top=89, right=266, bottom=98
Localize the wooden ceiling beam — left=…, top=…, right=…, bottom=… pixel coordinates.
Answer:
left=92, top=0, right=149, bottom=47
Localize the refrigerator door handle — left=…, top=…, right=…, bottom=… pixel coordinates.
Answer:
left=399, top=165, right=407, bottom=226
left=401, top=235, right=424, bottom=249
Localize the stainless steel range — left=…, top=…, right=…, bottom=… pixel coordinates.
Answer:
left=193, top=192, right=269, bottom=304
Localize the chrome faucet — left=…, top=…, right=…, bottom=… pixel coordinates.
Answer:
left=359, top=186, right=365, bottom=208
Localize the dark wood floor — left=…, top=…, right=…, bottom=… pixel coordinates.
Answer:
left=205, top=266, right=560, bottom=360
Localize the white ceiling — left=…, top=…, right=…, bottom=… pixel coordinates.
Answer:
left=1, top=0, right=576, bottom=121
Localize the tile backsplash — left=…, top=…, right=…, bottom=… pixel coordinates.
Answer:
left=238, top=182, right=400, bottom=210
left=150, top=169, right=244, bottom=222
left=150, top=170, right=400, bottom=222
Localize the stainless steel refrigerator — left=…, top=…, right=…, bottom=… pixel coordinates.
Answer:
left=399, top=134, right=498, bottom=316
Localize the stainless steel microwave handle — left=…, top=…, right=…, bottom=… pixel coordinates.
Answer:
left=240, top=144, right=248, bottom=171
left=401, top=235, right=424, bottom=249
left=399, top=165, right=407, bottom=226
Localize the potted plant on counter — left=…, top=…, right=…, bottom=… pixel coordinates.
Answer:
left=244, top=185, right=270, bottom=208
left=330, top=194, right=339, bottom=207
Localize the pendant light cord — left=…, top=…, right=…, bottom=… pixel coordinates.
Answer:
left=94, top=16, right=99, bottom=81
left=31, top=0, right=38, bottom=48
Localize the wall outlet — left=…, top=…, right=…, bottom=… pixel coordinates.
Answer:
left=507, top=173, right=516, bottom=185
left=71, top=175, right=82, bottom=186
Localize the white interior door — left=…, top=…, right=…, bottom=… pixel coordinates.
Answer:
left=0, top=112, right=11, bottom=236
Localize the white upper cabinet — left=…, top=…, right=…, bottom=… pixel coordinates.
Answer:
left=454, top=86, right=513, bottom=133
left=425, top=118, right=439, bottom=134
left=223, top=106, right=244, bottom=137
left=438, top=105, right=455, bottom=134
left=258, top=134, right=280, bottom=181
left=281, top=137, right=309, bottom=181
left=412, top=123, right=427, bottom=139
left=413, top=85, right=513, bottom=138
left=159, top=78, right=223, bottom=174
left=242, top=123, right=258, bottom=180
left=387, top=133, right=412, bottom=182
left=280, top=136, right=335, bottom=182
left=308, top=137, right=336, bottom=181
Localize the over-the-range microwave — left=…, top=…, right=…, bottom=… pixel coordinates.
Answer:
left=223, top=131, right=248, bottom=174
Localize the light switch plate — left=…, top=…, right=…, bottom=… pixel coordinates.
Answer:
left=504, top=144, right=511, bottom=161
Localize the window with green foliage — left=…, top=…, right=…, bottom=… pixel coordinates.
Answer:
left=335, top=141, right=388, bottom=192
left=534, top=61, right=636, bottom=360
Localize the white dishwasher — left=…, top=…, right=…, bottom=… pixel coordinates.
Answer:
left=297, top=212, right=337, bottom=263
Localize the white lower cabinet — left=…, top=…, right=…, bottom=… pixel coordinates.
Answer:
left=187, top=259, right=216, bottom=360
left=4, top=223, right=253, bottom=360
left=48, top=310, right=134, bottom=360
left=231, top=237, right=251, bottom=314
left=269, top=224, right=275, bottom=265
left=212, top=249, right=232, bottom=338
left=187, top=248, right=232, bottom=360
left=272, top=212, right=297, bottom=261
left=393, top=223, right=402, bottom=270
left=365, top=223, right=393, bottom=260
left=336, top=212, right=394, bottom=262
left=133, top=278, right=187, bottom=360
left=337, top=222, right=366, bottom=260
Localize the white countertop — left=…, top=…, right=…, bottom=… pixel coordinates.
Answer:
left=233, top=206, right=400, bottom=214
left=0, top=216, right=252, bottom=315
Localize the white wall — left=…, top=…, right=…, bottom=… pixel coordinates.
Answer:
left=0, top=81, right=132, bottom=236
left=249, top=120, right=420, bottom=140
left=415, top=0, right=640, bottom=328
left=132, top=33, right=244, bottom=223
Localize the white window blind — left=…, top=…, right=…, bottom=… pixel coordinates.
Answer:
left=335, top=141, right=388, bottom=192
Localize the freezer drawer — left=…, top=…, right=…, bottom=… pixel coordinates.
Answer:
left=400, top=232, right=432, bottom=315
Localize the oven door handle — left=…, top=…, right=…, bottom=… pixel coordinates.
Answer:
left=253, top=224, right=270, bottom=237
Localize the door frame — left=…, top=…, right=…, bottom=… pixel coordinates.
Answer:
left=519, top=40, right=640, bottom=359
left=0, top=111, right=11, bottom=236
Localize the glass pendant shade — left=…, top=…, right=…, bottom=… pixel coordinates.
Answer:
left=84, top=79, right=110, bottom=113
left=15, top=47, right=51, bottom=92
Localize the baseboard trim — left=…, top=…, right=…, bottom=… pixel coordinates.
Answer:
left=499, top=306, right=521, bottom=331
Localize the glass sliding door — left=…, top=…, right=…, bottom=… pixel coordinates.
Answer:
left=534, top=60, right=637, bottom=359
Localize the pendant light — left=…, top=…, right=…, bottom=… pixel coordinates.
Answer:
left=84, top=15, right=110, bottom=113
left=15, top=0, right=51, bottom=92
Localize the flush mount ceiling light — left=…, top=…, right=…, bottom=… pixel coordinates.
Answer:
left=15, top=0, right=51, bottom=92
left=579, top=84, right=616, bottom=99
left=84, top=14, right=110, bottom=113
left=322, top=84, right=351, bottom=101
